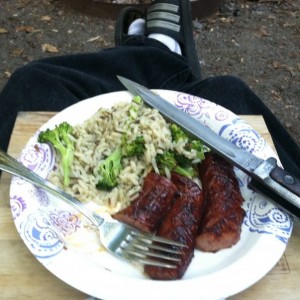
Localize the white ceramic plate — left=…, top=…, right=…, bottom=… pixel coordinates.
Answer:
left=10, top=90, right=293, bottom=300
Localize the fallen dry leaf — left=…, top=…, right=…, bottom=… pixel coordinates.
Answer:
left=87, top=35, right=101, bottom=42
left=10, top=48, right=24, bottom=57
left=286, top=66, right=296, bottom=77
left=271, top=89, right=282, bottom=101
left=283, top=22, right=295, bottom=28
left=0, top=28, right=8, bottom=34
left=41, top=43, right=59, bottom=53
left=272, top=61, right=282, bottom=69
left=219, top=16, right=235, bottom=23
left=272, top=61, right=296, bottom=76
left=4, top=71, right=12, bottom=78
left=40, top=15, right=52, bottom=22
left=255, top=26, right=270, bottom=37
left=16, top=25, right=35, bottom=33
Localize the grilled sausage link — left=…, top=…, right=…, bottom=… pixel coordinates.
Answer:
left=145, top=173, right=205, bottom=280
left=113, top=172, right=178, bottom=233
left=196, top=152, right=245, bottom=252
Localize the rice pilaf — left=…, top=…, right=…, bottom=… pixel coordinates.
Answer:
left=47, top=97, right=207, bottom=215
left=49, top=100, right=174, bottom=214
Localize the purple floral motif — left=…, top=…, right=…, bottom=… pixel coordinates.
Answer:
left=174, top=93, right=212, bottom=118
left=18, top=142, right=55, bottom=176
left=49, top=210, right=81, bottom=235
left=243, top=193, right=292, bottom=244
left=10, top=195, right=27, bottom=219
left=19, top=145, right=45, bottom=170
left=22, top=211, right=65, bottom=259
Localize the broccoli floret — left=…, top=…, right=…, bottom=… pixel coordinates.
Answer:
left=185, top=140, right=206, bottom=161
left=128, top=96, right=143, bottom=121
left=122, top=136, right=145, bottom=158
left=170, top=122, right=208, bottom=162
left=156, top=151, right=196, bottom=178
left=156, top=151, right=177, bottom=170
left=38, top=122, right=74, bottom=187
left=97, top=137, right=145, bottom=191
left=170, top=123, right=189, bottom=142
left=96, top=148, right=122, bottom=191
left=132, top=95, right=143, bottom=105
left=174, top=152, right=192, bottom=167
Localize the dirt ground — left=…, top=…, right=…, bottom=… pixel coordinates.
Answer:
left=0, top=0, right=299, bottom=147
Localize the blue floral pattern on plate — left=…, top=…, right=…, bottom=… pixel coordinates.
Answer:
left=20, top=210, right=65, bottom=259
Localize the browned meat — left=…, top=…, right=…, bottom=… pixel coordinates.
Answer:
left=196, top=152, right=245, bottom=252
left=145, top=173, right=205, bottom=280
left=113, top=172, right=178, bottom=233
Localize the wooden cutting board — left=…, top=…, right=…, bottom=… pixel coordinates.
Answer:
left=0, top=111, right=299, bottom=299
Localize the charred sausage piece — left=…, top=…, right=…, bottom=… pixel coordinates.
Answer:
left=196, top=152, right=245, bottom=252
left=145, top=173, right=205, bottom=280
left=113, top=172, right=178, bottom=233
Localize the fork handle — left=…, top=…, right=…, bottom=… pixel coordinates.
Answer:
left=0, top=148, right=104, bottom=227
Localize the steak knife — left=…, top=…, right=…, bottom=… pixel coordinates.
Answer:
left=118, top=75, right=300, bottom=218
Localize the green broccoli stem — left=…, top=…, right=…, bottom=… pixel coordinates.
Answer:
left=174, top=166, right=195, bottom=178
left=61, top=147, right=74, bottom=186
left=38, top=122, right=75, bottom=187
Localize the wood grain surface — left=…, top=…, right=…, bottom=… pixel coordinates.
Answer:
left=0, top=112, right=299, bottom=299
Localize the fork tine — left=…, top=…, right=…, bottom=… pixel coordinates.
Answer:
left=123, top=247, right=180, bottom=262
left=120, top=247, right=179, bottom=269
left=130, top=240, right=183, bottom=255
left=114, top=228, right=186, bottom=269
left=129, top=230, right=187, bottom=248
left=119, top=248, right=178, bottom=268
left=124, top=253, right=177, bottom=269
left=116, top=228, right=187, bottom=269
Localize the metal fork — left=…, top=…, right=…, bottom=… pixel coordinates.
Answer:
left=0, top=148, right=185, bottom=269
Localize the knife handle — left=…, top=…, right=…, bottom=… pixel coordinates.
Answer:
left=270, top=166, right=300, bottom=197
left=250, top=158, right=300, bottom=218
